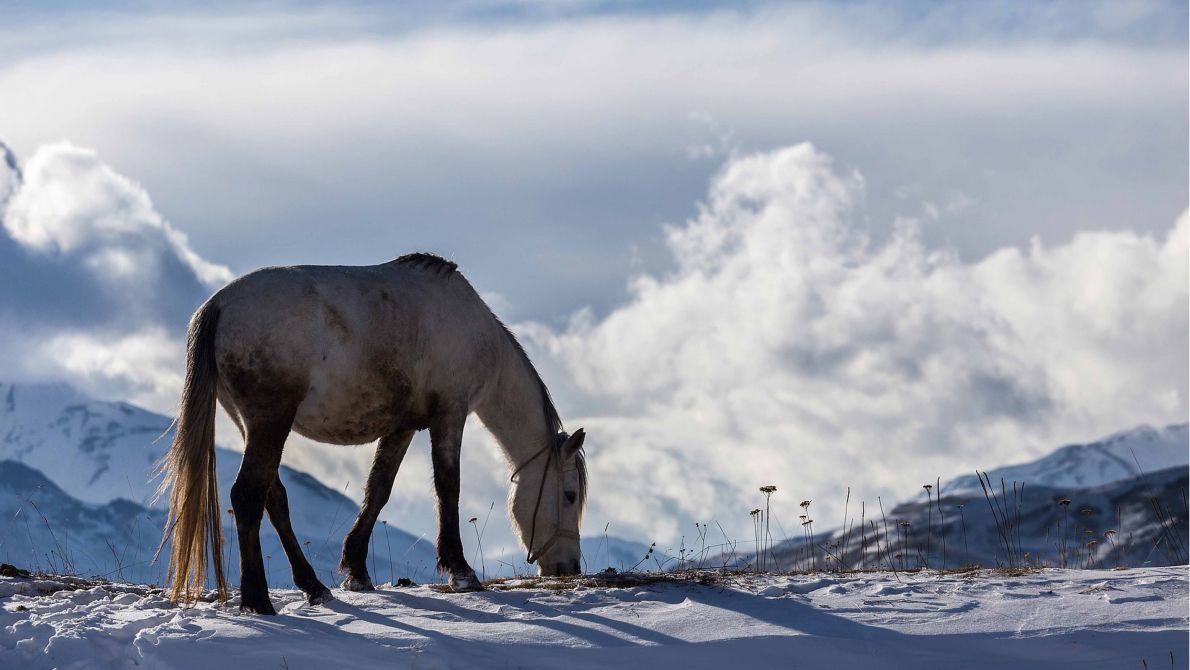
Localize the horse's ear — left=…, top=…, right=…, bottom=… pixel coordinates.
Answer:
left=561, top=428, right=585, bottom=458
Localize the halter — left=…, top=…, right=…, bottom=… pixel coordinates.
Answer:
left=510, top=438, right=580, bottom=565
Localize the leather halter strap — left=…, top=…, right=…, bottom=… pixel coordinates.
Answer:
left=511, top=439, right=578, bottom=565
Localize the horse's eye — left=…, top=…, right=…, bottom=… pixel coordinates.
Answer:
left=564, top=490, right=577, bottom=505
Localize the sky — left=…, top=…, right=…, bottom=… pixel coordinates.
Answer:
left=0, top=0, right=1186, bottom=560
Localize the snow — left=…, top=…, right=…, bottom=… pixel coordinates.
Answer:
left=2, top=567, right=1186, bottom=669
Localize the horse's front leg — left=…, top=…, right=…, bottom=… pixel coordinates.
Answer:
left=430, top=410, right=481, bottom=592
left=340, top=429, right=415, bottom=591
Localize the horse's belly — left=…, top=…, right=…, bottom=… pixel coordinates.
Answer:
left=292, top=373, right=418, bottom=445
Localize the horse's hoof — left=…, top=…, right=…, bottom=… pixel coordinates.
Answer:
left=341, top=575, right=374, bottom=592
left=240, top=599, right=277, bottom=616
left=307, top=588, right=334, bottom=605
left=449, top=572, right=483, bottom=593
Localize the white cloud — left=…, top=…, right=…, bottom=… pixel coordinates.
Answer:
left=3, top=142, right=232, bottom=286
left=0, top=142, right=231, bottom=410
left=0, top=5, right=1182, bottom=319
left=32, top=328, right=186, bottom=410
left=523, top=143, right=1188, bottom=545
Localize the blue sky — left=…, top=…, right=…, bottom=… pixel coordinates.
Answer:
left=0, top=0, right=1186, bottom=551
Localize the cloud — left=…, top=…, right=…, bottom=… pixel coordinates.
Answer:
left=522, top=143, right=1188, bottom=544
left=0, top=141, right=230, bottom=408
left=0, top=4, right=1183, bottom=324
left=3, top=142, right=231, bottom=286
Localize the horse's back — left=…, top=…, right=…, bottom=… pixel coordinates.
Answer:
left=210, top=261, right=499, bottom=443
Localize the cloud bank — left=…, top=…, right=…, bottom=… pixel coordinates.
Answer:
left=0, top=141, right=230, bottom=408
left=0, top=3, right=1183, bottom=323
left=523, top=143, right=1188, bottom=542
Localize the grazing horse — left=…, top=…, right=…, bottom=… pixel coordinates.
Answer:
left=158, top=253, right=587, bottom=614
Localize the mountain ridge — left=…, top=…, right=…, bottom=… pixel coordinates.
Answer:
left=944, top=422, right=1188, bottom=495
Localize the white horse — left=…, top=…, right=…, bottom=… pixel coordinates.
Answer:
left=159, top=253, right=587, bottom=614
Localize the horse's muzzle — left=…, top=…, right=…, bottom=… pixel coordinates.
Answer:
left=551, top=560, right=581, bottom=576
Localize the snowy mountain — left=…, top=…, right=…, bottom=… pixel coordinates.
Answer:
left=945, top=423, right=1188, bottom=494
left=0, top=382, right=437, bottom=587
left=722, top=424, right=1188, bottom=572
left=0, top=459, right=165, bottom=583
left=780, top=464, right=1187, bottom=571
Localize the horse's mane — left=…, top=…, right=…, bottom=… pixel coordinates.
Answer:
left=392, top=252, right=564, bottom=437
left=392, top=252, right=458, bottom=276
left=489, top=314, right=585, bottom=513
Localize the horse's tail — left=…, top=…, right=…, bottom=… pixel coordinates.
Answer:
left=156, top=300, right=228, bottom=603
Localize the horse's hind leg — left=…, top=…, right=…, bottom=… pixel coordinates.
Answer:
left=266, top=473, right=332, bottom=604
left=340, top=429, right=415, bottom=591
left=430, top=410, right=481, bottom=592
left=231, top=412, right=293, bottom=615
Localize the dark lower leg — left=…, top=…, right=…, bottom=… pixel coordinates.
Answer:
left=232, top=415, right=292, bottom=615
left=232, top=476, right=274, bottom=614
left=340, top=430, right=413, bottom=590
left=430, top=415, right=477, bottom=590
left=266, top=475, right=330, bottom=603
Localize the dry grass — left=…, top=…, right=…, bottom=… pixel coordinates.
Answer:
left=420, top=564, right=1054, bottom=594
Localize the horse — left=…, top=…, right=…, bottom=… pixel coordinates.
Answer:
left=157, top=252, right=587, bottom=614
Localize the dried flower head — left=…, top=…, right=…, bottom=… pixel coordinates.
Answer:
left=800, top=500, right=812, bottom=509
left=760, top=485, right=777, bottom=494
left=1058, top=499, right=1071, bottom=507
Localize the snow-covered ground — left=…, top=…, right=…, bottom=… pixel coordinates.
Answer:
left=2, top=567, right=1186, bottom=669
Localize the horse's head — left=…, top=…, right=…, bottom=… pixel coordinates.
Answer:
left=510, top=428, right=587, bottom=576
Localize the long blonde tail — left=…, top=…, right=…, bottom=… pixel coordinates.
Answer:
left=157, top=301, right=227, bottom=603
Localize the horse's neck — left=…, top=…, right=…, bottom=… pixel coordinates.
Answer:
left=475, top=351, right=552, bottom=466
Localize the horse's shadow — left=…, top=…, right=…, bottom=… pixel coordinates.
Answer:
left=302, top=580, right=904, bottom=651
left=336, top=588, right=674, bottom=648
